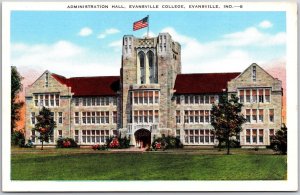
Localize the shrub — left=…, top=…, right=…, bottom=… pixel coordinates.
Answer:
left=92, top=144, right=108, bottom=150
left=106, top=136, right=130, bottom=149
left=24, top=140, right=33, bottom=148
left=270, top=124, right=287, bottom=154
left=56, top=137, right=78, bottom=148
left=152, top=135, right=183, bottom=150
left=11, top=131, right=25, bottom=147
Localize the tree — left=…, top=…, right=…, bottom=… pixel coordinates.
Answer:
left=32, top=107, right=56, bottom=150
left=211, top=93, right=246, bottom=155
left=11, top=66, right=24, bottom=134
left=271, top=124, right=287, bottom=154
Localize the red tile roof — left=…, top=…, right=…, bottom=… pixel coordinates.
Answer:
left=174, top=73, right=240, bottom=94
left=52, top=73, right=120, bottom=96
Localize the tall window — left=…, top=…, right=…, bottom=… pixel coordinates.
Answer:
left=45, top=72, right=49, bottom=87
left=58, top=130, right=62, bottom=138
left=269, top=109, right=274, bottom=122
left=246, top=129, right=250, bottom=143
left=74, top=112, right=80, bottom=124
left=148, top=51, right=157, bottom=83
left=31, top=112, right=36, bottom=125
left=258, top=89, right=264, bottom=103
left=139, top=52, right=145, bottom=84
left=113, top=111, right=117, bottom=124
left=265, top=89, right=270, bottom=102
left=239, top=90, right=244, bottom=103
left=246, top=109, right=251, bottom=123
left=58, top=112, right=63, bottom=124
left=252, top=66, right=256, bottom=81
left=176, top=110, right=181, bottom=124
left=259, top=109, right=264, bottom=122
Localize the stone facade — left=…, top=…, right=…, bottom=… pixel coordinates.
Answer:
left=25, top=33, right=282, bottom=148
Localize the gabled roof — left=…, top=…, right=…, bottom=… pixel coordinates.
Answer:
left=52, top=73, right=120, bottom=96
left=174, top=72, right=240, bottom=94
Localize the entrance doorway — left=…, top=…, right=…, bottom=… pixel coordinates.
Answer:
left=134, top=129, right=151, bottom=148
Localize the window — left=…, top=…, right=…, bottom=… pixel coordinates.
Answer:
left=55, top=94, right=60, bottom=106
left=81, top=130, right=109, bottom=144
left=195, top=111, right=199, bottom=123
left=91, top=112, right=96, bottom=124
left=31, top=130, right=36, bottom=143
left=252, top=109, right=257, bottom=122
left=246, top=129, right=250, bottom=143
left=195, top=96, right=199, bottom=104
left=252, top=129, right=257, bottom=143
left=269, top=129, right=275, bottom=143
left=200, top=96, right=204, bottom=104
left=58, top=130, right=62, bottom=138
left=74, top=130, right=79, bottom=143
left=176, top=111, right=181, bottom=124
left=45, top=94, right=49, bottom=106
left=184, top=129, right=214, bottom=144
left=148, top=51, right=157, bottom=83
left=74, top=98, right=80, bottom=106
left=176, top=96, right=181, bottom=104
left=200, top=110, right=204, bottom=123
left=34, top=95, right=38, bottom=106
left=185, top=96, right=189, bottom=104
left=239, top=90, right=244, bottom=103
left=87, top=112, right=91, bottom=124
left=58, top=112, right=63, bottom=124
left=258, top=89, right=264, bottom=103
left=252, top=89, right=257, bottom=103
left=154, top=110, right=159, bottom=123
left=113, top=111, right=117, bottom=124
left=205, top=110, right=210, bottom=123
left=74, top=112, right=80, bottom=124
left=265, top=89, right=270, bottom=103
left=210, top=96, right=215, bottom=104
left=31, top=112, right=36, bottom=125
left=205, top=96, right=209, bottom=104
left=246, top=109, right=251, bottom=123
left=176, top=130, right=180, bottom=139
left=82, top=112, right=87, bottom=124
left=246, top=90, right=251, bottom=103
left=45, top=72, right=49, bottom=87
left=154, top=91, right=159, bottom=104
left=259, top=109, right=264, bottom=122
left=269, top=109, right=274, bottom=122
left=259, top=129, right=264, bottom=143
left=113, top=97, right=117, bottom=106
left=139, top=52, right=145, bottom=84
left=252, top=66, right=256, bottom=81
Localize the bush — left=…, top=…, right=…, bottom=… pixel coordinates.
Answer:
left=11, top=131, right=25, bottom=147
left=56, top=137, right=78, bottom=148
left=106, top=136, right=130, bottom=149
left=270, top=124, right=287, bottom=154
left=152, top=135, right=183, bottom=150
left=92, top=144, right=107, bottom=150
left=24, top=140, right=33, bottom=148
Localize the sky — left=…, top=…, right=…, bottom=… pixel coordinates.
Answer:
left=10, top=11, right=286, bottom=77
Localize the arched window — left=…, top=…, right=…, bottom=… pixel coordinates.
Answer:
left=139, top=52, right=145, bottom=84
left=147, top=51, right=157, bottom=83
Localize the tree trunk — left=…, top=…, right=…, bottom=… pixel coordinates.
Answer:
left=227, top=139, right=230, bottom=155
left=41, top=141, right=44, bottom=150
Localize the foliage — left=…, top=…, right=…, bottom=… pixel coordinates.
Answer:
left=24, top=140, right=34, bottom=148
left=92, top=144, right=108, bottom=150
left=270, top=124, right=287, bottom=154
left=11, top=131, right=25, bottom=147
left=106, top=136, right=130, bottom=149
left=56, top=137, right=78, bottom=148
left=32, top=107, right=56, bottom=150
left=211, top=94, right=246, bottom=155
left=151, top=135, right=183, bottom=150
left=11, top=66, right=24, bottom=134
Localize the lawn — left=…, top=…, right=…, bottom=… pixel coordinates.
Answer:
left=11, top=148, right=287, bottom=180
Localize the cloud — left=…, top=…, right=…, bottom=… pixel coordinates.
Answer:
left=259, top=20, right=273, bottom=29
left=221, top=27, right=285, bottom=47
left=97, top=28, right=120, bottom=39
left=108, top=40, right=122, bottom=52
left=11, top=41, right=120, bottom=77
left=78, top=27, right=93, bottom=37
left=160, top=26, right=285, bottom=73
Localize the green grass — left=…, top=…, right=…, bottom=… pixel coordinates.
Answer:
left=11, top=148, right=287, bottom=180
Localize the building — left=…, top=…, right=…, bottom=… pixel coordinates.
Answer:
left=25, top=32, right=283, bottom=148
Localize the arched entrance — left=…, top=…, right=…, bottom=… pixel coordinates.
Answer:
left=134, top=129, right=151, bottom=148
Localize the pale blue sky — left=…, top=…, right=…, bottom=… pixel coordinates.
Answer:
left=11, top=11, right=286, bottom=77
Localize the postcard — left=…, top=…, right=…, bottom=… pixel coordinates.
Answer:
left=2, top=0, right=298, bottom=192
